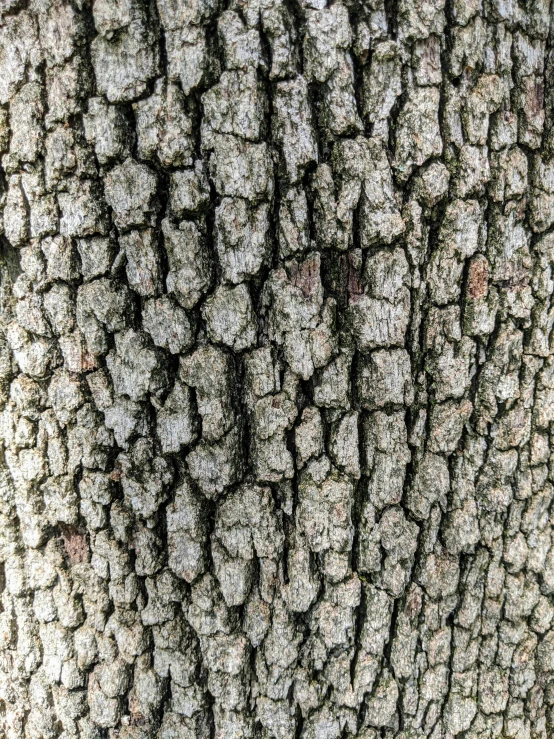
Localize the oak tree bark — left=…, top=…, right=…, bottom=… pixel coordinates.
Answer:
left=1, top=0, right=554, bottom=738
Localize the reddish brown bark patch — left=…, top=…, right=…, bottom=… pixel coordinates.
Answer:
left=528, top=78, right=544, bottom=115
left=60, top=525, right=90, bottom=564
left=406, top=585, right=423, bottom=619
left=347, top=252, right=364, bottom=304
left=109, top=467, right=122, bottom=482
left=289, top=254, right=320, bottom=298
left=82, top=352, right=98, bottom=371
left=128, top=695, right=148, bottom=726
left=468, top=257, right=489, bottom=299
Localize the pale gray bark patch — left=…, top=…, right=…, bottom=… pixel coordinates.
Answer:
left=1, top=0, right=554, bottom=738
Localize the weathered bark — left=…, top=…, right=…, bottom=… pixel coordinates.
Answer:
left=1, top=0, right=554, bottom=737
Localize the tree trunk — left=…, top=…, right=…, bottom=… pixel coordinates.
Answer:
left=1, top=0, right=554, bottom=737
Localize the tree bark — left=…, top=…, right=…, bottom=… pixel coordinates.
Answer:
left=1, top=0, right=554, bottom=737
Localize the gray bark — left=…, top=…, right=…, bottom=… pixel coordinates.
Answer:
left=0, top=0, right=554, bottom=738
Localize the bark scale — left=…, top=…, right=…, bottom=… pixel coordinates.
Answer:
left=0, top=0, right=554, bottom=738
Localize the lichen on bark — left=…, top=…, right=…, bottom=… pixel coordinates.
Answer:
left=1, top=0, right=554, bottom=738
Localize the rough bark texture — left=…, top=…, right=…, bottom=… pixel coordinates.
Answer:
left=1, top=0, right=554, bottom=738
